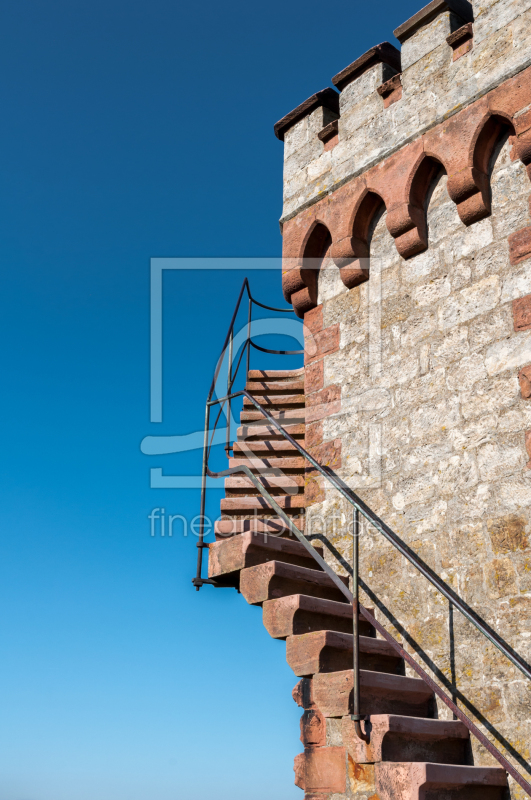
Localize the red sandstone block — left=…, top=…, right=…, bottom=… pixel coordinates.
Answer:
left=214, top=517, right=304, bottom=540
left=245, top=379, right=305, bottom=395
left=300, top=708, right=327, bottom=746
left=305, top=324, right=340, bottom=364
left=509, top=226, right=531, bottom=266
left=239, top=561, right=349, bottom=606
left=306, top=420, right=323, bottom=449
left=208, top=531, right=321, bottom=583
left=286, top=630, right=401, bottom=677
left=305, top=360, right=324, bottom=395
left=304, top=305, right=323, bottom=335
left=342, top=714, right=469, bottom=765
left=306, top=439, right=342, bottom=473
left=375, top=762, right=507, bottom=800
left=294, top=746, right=346, bottom=794
left=488, top=64, right=531, bottom=119
left=512, top=293, right=531, bottom=332
left=311, top=669, right=434, bottom=718
left=518, top=365, right=531, bottom=399
left=262, top=594, right=375, bottom=640
left=243, top=393, right=305, bottom=407
left=306, top=384, right=341, bottom=424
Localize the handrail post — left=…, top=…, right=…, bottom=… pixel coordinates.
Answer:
left=225, top=328, right=233, bottom=458
left=352, top=507, right=369, bottom=742
left=193, top=402, right=211, bottom=590
left=246, top=297, right=252, bottom=377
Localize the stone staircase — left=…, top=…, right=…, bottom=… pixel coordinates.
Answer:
left=208, top=369, right=509, bottom=800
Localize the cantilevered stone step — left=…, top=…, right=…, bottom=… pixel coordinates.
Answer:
left=229, top=456, right=306, bottom=473
left=342, top=715, right=469, bottom=766
left=262, top=595, right=375, bottom=639
left=232, top=440, right=303, bottom=456
left=208, top=531, right=323, bottom=587
left=239, top=409, right=306, bottom=424
left=237, top=423, right=305, bottom=440
left=247, top=369, right=305, bottom=381
left=225, top=475, right=304, bottom=494
left=245, top=380, right=305, bottom=395
left=310, top=669, right=434, bottom=718
left=375, top=762, right=507, bottom=800
left=243, top=393, right=305, bottom=407
left=220, top=495, right=306, bottom=515
left=240, top=561, right=349, bottom=606
left=214, top=516, right=304, bottom=540
left=286, top=630, right=403, bottom=677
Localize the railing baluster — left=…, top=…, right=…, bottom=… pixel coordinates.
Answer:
left=352, top=507, right=369, bottom=742
left=225, top=328, right=233, bottom=457
left=246, top=297, right=251, bottom=377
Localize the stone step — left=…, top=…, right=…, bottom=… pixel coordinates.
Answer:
left=214, top=516, right=305, bottom=540
left=232, top=440, right=303, bottom=456
left=263, top=595, right=376, bottom=640
left=375, top=762, right=507, bottom=800
left=237, top=423, right=305, bottom=441
left=220, top=495, right=306, bottom=515
left=229, top=456, right=306, bottom=473
left=243, top=393, right=305, bottom=407
left=225, top=475, right=304, bottom=495
left=239, top=409, right=306, bottom=424
left=286, top=630, right=403, bottom=677
left=208, top=532, right=323, bottom=587
left=247, top=368, right=305, bottom=381
left=240, top=561, right=349, bottom=606
left=245, top=379, right=305, bottom=395
left=343, top=714, right=469, bottom=766
left=309, top=669, right=434, bottom=718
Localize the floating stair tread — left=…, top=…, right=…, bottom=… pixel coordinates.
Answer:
left=220, top=495, right=307, bottom=513
left=225, top=475, right=304, bottom=492
left=376, top=761, right=508, bottom=800
left=343, top=714, right=470, bottom=766
left=214, top=517, right=304, bottom=539
left=243, top=394, right=305, bottom=407
left=229, top=456, right=306, bottom=472
left=240, top=561, right=349, bottom=606
left=237, top=423, right=305, bottom=439
left=247, top=368, right=305, bottom=380
left=208, top=531, right=322, bottom=582
left=232, top=440, right=303, bottom=454
left=312, top=669, right=434, bottom=718
left=263, top=594, right=375, bottom=639
left=246, top=380, right=305, bottom=394
left=286, top=630, right=402, bottom=677
left=239, top=409, right=306, bottom=423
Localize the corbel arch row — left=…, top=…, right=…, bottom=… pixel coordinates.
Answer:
left=282, top=107, right=531, bottom=317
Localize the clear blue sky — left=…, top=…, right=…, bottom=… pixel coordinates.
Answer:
left=0, top=2, right=422, bottom=798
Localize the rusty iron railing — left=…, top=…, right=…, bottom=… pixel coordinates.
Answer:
left=194, top=282, right=531, bottom=796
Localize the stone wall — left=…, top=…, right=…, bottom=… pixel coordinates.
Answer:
left=277, top=0, right=531, bottom=796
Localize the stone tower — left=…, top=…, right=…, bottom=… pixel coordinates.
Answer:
left=274, top=0, right=531, bottom=795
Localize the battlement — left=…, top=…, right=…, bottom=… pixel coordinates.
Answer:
left=276, top=0, right=531, bottom=223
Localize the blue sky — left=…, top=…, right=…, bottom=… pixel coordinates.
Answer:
left=0, top=1, right=422, bottom=798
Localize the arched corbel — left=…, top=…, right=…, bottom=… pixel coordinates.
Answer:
left=282, top=221, right=331, bottom=318
left=386, top=154, right=446, bottom=258
left=330, top=190, right=382, bottom=288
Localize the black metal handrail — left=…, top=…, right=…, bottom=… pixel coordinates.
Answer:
left=196, top=388, right=531, bottom=796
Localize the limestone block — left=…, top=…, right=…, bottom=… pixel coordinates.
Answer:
left=438, top=275, right=501, bottom=330
left=401, top=11, right=465, bottom=70
left=485, top=328, right=531, bottom=374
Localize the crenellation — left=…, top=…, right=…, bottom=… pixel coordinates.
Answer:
left=397, top=10, right=468, bottom=70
